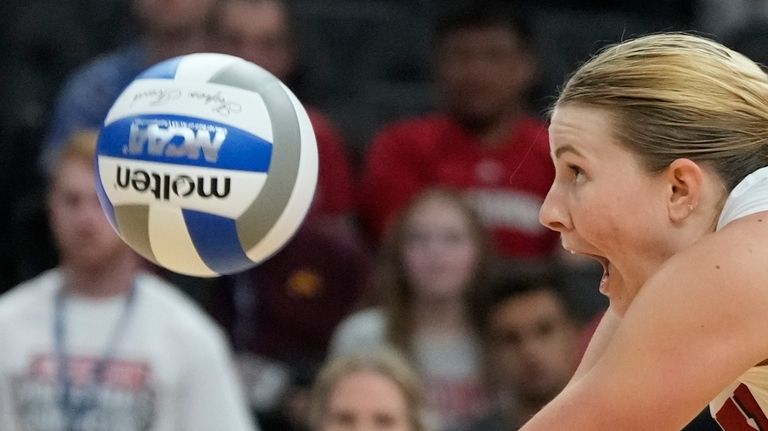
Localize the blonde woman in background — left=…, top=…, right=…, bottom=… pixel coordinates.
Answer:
left=309, top=348, right=429, bottom=431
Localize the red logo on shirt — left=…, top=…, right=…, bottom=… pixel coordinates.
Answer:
left=715, top=383, right=768, bottom=430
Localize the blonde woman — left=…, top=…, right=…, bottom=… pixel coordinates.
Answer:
left=524, top=33, right=768, bottom=429
left=309, top=349, right=429, bottom=431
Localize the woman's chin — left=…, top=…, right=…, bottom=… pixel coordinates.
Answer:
left=601, top=269, right=634, bottom=316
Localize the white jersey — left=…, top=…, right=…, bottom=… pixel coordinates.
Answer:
left=0, top=269, right=257, bottom=431
left=710, top=166, right=768, bottom=430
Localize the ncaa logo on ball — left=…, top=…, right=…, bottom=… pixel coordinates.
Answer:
left=115, top=120, right=231, bottom=201
left=95, top=53, right=318, bottom=277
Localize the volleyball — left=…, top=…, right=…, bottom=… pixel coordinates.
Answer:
left=95, top=53, right=318, bottom=277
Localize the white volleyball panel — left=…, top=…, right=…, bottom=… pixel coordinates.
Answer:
left=104, top=79, right=274, bottom=142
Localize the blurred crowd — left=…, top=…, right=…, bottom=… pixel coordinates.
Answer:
left=1, top=0, right=764, bottom=429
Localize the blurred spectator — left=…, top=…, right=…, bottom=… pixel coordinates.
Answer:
left=211, top=0, right=359, bottom=233
left=207, top=221, right=371, bottom=430
left=41, top=0, right=218, bottom=172
left=358, top=1, right=558, bottom=259
left=37, top=0, right=232, bottom=306
left=0, top=0, right=135, bottom=292
left=458, top=264, right=582, bottom=430
left=309, top=348, right=430, bottom=431
left=0, top=130, right=257, bottom=430
left=221, top=224, right=371, bottom=364
left=1, top=0, right=135, bottom=137
left=330, top=187, right=494, bottom=428
left=205, top=2, right=371, bottom=428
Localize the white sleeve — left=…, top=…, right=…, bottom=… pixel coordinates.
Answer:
left=716, top=165, right=768, bottom=230
left=176, top=326, right=259, bottom=431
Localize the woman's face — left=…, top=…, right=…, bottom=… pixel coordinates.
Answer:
left=322, top=370, right=413, bottom=431
left=540, top=104, right=678, bottom=315
left=401, top=196, right=480, bottom=302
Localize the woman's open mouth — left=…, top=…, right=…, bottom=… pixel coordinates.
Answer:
left=564, top=245, right=613, bottom=295
left=584, top=254, right=611, bottom=295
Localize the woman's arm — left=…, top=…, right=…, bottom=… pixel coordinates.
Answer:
left=568, top=306, right=621, bottom=385
left=522, top=215, right=768, bottom=430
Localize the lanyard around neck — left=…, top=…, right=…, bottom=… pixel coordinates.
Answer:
left=53, top=282, right=138, bottom=430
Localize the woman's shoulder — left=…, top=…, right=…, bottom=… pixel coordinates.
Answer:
left=629, top=215, right=768, bottom=363
left=657, top=212, right=768, bottom=301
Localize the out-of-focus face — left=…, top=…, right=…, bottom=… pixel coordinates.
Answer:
left=216, top=0, right=295, bottom=80
left=322, top=370, right=413, bottom=431
left=401, top=197, right=480, bottom=302
left=487, top=289, right=579, bottom=404
left=133, top=0, right=217, bottom=35
left=48, top=158, right=129, bottom=272
left=435, top=25, right=532, bottom=128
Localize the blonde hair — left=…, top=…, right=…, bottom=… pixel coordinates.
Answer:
left=556, top=32, right=768, bottom=190
left=308, top=348, right=429, bottom=431
left=48, top=129, right=99, bottom=184
left=57, top=129, right=98, bottom=164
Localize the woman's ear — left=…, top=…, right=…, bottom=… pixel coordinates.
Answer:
left=665, top=158, right=704, bottom=223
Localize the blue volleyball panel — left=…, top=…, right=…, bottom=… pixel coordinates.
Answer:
left=182, top=209, right=256, bottom=275
left=98, top=114, right=273, bottom=172
left=136, top=56, right=183, bottom=80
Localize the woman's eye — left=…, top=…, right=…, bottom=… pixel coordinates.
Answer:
left=567, top=164, right=584, bottom=180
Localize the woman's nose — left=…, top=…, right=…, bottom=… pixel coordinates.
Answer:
left=539, top=186, right=571, bottom=233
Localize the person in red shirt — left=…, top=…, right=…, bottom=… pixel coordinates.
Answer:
left=360, top=2, right=558, bottom=259
left=212, top=0, right=357, bottom=230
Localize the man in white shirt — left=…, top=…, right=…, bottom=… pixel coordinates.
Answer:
left=0, top=129, right=258, bottom=431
